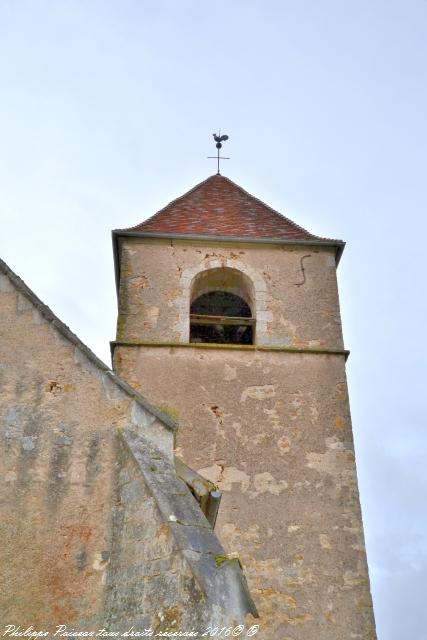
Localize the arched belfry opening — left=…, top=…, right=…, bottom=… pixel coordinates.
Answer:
left=189, top=267, right=255, bottom=345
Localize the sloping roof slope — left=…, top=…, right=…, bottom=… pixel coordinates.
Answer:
left=118, top=174, right=334, bottom=241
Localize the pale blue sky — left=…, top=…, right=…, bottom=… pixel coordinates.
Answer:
left=1, top=2, right=427, bottom=638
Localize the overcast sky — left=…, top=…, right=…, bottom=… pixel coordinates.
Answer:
left=1, top=2, right=426, bottom=638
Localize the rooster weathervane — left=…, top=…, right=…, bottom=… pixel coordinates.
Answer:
left=208, top=132, right=230, bottom=175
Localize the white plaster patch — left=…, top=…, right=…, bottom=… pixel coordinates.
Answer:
left=306, top=449, right=357, bottom=484
left=197, top=463, right=222, bottom=485
left=198, top=464, right=250, bottom=493
left=241, top=385, right=276, bottom=402
left=219, top=467, right=251, bottom=492
left=343, top=570, right=367, bottom=587
left=252, top=472, right=288, bottom=496
left=325, top=436, right=345, bottom=451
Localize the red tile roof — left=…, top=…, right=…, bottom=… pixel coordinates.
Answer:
left=119, top=174, right=330, bottom=241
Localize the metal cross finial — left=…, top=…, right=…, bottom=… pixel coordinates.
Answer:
left=208, top=132, right=230, bottom=175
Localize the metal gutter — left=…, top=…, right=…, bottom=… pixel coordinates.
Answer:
left=175, top=457, right=223, bottom=529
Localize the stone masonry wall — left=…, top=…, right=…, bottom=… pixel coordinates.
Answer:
left=0, top=260, right=256, bottom=632
left=114, top=346, right=376, bottom=640
left=0, top=265, right=174, bottom=628
left=113, top=237, right=376, bottom=640
left=116, top=238, right=344, bottom=349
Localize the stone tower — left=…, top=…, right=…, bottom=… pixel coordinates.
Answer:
left=112, top=174, right=377, bottom=639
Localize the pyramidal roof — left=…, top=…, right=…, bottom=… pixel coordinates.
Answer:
left=118, top=174, right=336, bottom=242
left=113, top=175, right=345, bottom=291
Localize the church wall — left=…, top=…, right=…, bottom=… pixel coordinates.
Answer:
left=113, top=344, right=376, bottom=640
left=116, top=238, right=344, bottom=350
left=0, top=270, right=173, bottom=628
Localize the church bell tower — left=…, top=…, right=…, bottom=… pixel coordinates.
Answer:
left=111, top=173, right=377, bottom=639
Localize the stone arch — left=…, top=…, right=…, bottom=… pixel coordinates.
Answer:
left=174, top=257, right=270, bottom=343
left=190, top=267, right=255, bottom=310
left=190, top=268, right=254, bottom=344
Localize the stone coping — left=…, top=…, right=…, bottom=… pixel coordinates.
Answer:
left=120, top=427, right=259, bottom=620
